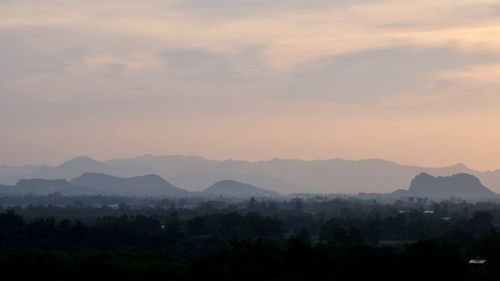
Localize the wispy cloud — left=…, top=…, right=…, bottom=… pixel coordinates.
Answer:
left=2, top=0, right=500, bottom=169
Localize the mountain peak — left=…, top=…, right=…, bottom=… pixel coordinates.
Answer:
left=204, top=180, right=280, bottom=198
left=414, top=172, right=434, bottom=179
left=409, top=173, right=495, bottom=199
left=131, top=174, right=168, bottom=184
left=442, top=163, right=470, bottom=171
left=214, top=179, right=245, bottom=185
left=74, top=172, right=167, bottom=184
left=59, top=156, right=100, bottom=167
left=71, top=172, right=188, bottom=197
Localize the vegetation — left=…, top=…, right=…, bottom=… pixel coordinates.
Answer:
left=1, top=196, right=500, bottom=280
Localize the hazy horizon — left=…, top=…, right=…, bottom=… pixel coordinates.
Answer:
left=3, top=2, right=500, bottom=278
left=0, top=153, right=484, bottom=171
left=2, top=0, right=500, bottom=170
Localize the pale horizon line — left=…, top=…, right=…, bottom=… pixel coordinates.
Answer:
left=2, top=153, right=494, bottom=173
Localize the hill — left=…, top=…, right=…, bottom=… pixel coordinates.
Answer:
left=70, top=173, right=190, bottom=197
left=4, top=155, right=500, bottom=194
left=408, top=172, right=496, bottom=199
left=203, top=180, right=280, bottom=198
left=13, top=179, right=76, bottom=195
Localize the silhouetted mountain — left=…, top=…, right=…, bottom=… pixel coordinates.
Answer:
left=105, top=154, right=210, bottom=179
left=203, top=180, right=280, bottom=198
left=168, top=158, right=477, bottom=193
left=408, top=172, right=496, bottom=199
left=4, top=155, right=500, bottom=194
left=24, top=156, right=110, bottom=180
left=70, top=173, right=190, bottom=197
left=12, top=179, right=76, bottom=195
left=389, top=189, right=411, bottom=197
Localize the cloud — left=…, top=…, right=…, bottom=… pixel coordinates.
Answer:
left=263, top=45, right=500, bottom=103
left=2, top=0, right=500, bottom=168
left=439, top=63, right=500, bottom=84
left=171, top=0, right=366, bottom=19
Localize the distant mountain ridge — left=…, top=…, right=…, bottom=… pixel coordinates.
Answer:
left=0, top=172, right=279, bottom=198
left=408, top=172, right=496, bottom=199
left=0, top=178, right=96, bottom=196
left=2, top=155, right=500, bottom=194
left=203, top=180, right=280, bottom=198
left=0, top=170, right=497, bottom=200
left=0, top=173, right=190, bottom=197
left=71, top=173, right=189, bottom=197
left=15, top=179, right=74, bottom=195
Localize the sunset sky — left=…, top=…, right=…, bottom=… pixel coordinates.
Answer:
left=2, top=0, right=500, bottom=170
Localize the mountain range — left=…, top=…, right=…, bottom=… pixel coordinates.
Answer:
left=0, top=173, right=278, bottom=198
left=203, top=180, right=280, bottom=198
left=376, top=173, right=497, bottom=200
left=407, top=172, right=496, bottom=199
left=2, top=155, right=500, bottom=194
left=70, top=173, right=189, bottom=197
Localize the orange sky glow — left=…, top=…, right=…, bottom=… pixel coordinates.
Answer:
left=1, top=0, right=500, bottom=170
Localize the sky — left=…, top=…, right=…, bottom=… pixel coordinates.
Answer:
left=1, top=0, right=500, bottom=170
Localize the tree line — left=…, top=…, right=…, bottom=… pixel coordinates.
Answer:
left=1, top=204, right=500, bottom=280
